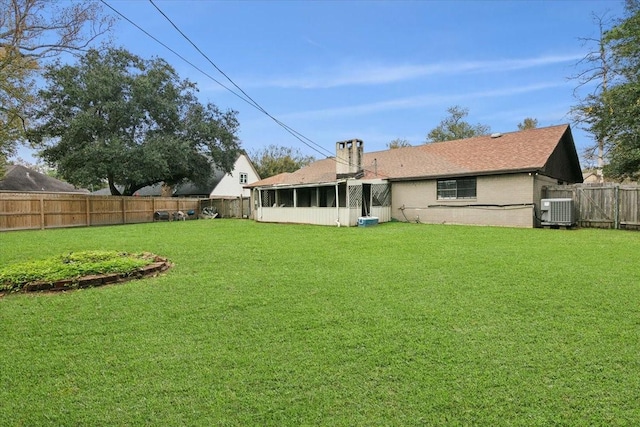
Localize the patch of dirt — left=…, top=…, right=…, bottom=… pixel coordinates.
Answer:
left=1, top=254, right=172, bottom=296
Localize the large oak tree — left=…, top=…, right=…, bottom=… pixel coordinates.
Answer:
left=31, top=48, right=241, bottom=195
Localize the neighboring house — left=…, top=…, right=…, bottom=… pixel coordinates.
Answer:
left=582, top=171, right=598, bottom=184
left=582, top=169, right=608, bottom=184
left=246, top=124, right=583, bottom=228
left=94, top=154, right=261, bottom=198
left=0, top=165, right=88, bottom=193
left=209, top=153, right=260, bottom=199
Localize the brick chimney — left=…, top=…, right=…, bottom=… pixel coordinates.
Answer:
left=336, top=139, right=364, bottom=179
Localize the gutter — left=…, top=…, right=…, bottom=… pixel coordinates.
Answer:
left=247, top=178, right=350, bottom=191
left=386, top=168, right=542, bottom=182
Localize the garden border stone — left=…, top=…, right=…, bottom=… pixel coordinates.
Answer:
left=4, top=254, right=172, bottom=295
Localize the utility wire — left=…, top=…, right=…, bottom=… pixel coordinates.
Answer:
left=99, top=1, right=252, bottom=112
left=102, top=0, right=389, bottom=176
left=101, top=0, right=332, bottom=160
left=148, top=0, right=336, bottom=160
left=148, top=0, right=390, bottom=177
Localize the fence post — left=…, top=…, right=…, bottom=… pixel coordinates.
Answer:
left=85, top=196, right=91, bottom=226
left=614, top=185, right=620, bottom=229
left=39, top=194, right=45, bottom=230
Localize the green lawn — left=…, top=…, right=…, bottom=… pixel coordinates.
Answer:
left=1, top=220, right=639, bottom=426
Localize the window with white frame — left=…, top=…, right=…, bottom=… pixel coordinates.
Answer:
left=239, top=172, right=248, bottom=184
left=437, top=177, right=476, bottom=200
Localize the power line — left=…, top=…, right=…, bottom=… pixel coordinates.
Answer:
left=101, top=0, right=389, bottom=177
left=99, top=1, right=257, bottom=110
left=101, top=0, right=332, bottom=160
left=147, top=1, right=391, bottom=177
left=147, top=0, right=335, bottom=160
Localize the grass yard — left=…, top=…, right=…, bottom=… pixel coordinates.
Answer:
left=1, top=220, right=639, bottom=425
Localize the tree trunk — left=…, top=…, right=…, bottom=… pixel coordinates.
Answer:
left=108, top=175, right=121, bottom=196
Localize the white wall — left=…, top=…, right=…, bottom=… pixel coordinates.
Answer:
left=209, top=155, right=260, bottom=198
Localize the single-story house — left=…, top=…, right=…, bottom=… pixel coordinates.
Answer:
left=0, top=165, right=88, bottom=193
left=94, top=153, right=261, bottom=198
left=245, top=124, right=583, bottom=228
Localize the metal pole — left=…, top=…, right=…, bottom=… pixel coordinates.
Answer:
left=335, top=183, right=340, bottom=223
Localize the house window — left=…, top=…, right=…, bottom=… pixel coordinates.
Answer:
left=437, top=177, right=476, bottom=200
left=239, top=173, right=248, bottom=184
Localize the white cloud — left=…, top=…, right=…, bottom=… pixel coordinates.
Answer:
left=259, top=54, right=584, bottom=89
left=278, top=81, right=568, bottom=121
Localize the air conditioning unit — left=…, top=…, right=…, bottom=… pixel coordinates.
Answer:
left=540, top=198, right=575, bottom=226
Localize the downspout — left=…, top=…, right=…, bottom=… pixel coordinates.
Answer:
left=335, top=183, right=340, bottom=227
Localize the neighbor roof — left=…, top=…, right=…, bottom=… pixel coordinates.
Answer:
left=92, top=153, right=256, bottom=196
left=247, top=124, right=583, bottom=188
left=0, top=165, right=88, bottom=193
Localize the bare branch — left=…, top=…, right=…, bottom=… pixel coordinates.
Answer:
left=0, top=0, right=114, bottom=154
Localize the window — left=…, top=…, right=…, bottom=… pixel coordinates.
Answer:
left=239, top=173, right=248, bottom=184
left=437, top=177, right=476, bottom=200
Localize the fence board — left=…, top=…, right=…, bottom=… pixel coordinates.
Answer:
left=0, top=192, right=202, bottom=231
left=620, top=187, right=640, bottom=229
left=200, top=197, right=251, bottom=219
left=544, top=184, right=639, bottom=230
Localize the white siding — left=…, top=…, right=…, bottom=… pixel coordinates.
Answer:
left=370, top=206, right=392, bottom=223
left=254, top=207, right=393, bottom=227
left=210, top=155, right=260, bottom=198
left=257, top=207, right=344, bottom=226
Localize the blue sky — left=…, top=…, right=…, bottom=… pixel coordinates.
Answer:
left=16, top=0, right=625, bottom=164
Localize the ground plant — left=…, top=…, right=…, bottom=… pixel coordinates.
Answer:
left=0, top=250, right=154, bottom=292
left=1, top=220, right=639, bottom=425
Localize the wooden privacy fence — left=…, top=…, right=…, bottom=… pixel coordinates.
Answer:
left=200, top=197, right=251, bottom=219
left=544, top=184, right=640, bottom=230
left=0, top=192, right=202, bottom=231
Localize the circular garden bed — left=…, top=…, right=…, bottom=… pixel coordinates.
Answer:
left=0, top=251, right=172, bottom=295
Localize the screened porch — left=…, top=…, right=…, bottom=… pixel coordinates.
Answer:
left=252, top=180, right=391, bottom=227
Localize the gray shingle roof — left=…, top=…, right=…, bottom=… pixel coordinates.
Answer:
left=0, top=165, right=88, bottom=193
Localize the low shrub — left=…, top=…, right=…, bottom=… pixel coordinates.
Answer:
left=0, top=250, right=154, bottom=292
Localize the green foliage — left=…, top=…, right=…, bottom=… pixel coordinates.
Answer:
left=517, top=117, right=538, bottom=130
left=0, top=154, right=6, bottom=176
left=425, top=106, right=491, bottom=143
left=386, top=138, right=412, bottom=149
left=0, top=0, right=113, bottom=161
left=0, top=51, right=34, bottom=158
left=250, top=144, right=315, bottom=178
left=0, top=250, right=152, bottom=292
left=573, top=6, right=640, bottom=180
left=30, top=48, right=242, bottom=195
left=1, top=221, right=640, bottom=424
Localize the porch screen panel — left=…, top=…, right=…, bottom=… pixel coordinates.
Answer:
left=262, top=190, right=275, bottom=207
left=372, top=184, right=391, bottom=206
left=279, top=189, right=294, bottom=207
left=349, top=185, right=362, bottom=208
